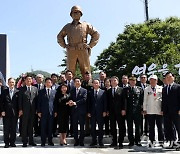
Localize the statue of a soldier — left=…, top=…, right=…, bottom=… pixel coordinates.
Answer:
left=57, top=6, right=100, bottom=76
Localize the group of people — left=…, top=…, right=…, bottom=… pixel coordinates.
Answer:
left=0, top=70, right=179, bottom=150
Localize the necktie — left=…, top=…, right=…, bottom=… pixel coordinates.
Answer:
left=47, top=89, right=50, bottom=98
left=101, top=82, right=104, bottom=88
left=68, top=81, right=71, bottom=90
left=143, top=84, right=145, bottom=90
left=152, top=87, right=156, bottom=96
left=95, top=90, right=98, bottom=99
left=76, top=88, right=79, bottom=98
left=28, top=86, right=31, bottom=92
left=10, top=89, right=13, bottom=99
left=113, top=88, right=116, bottom=97
left=38, top=84, right=40, bottom=90
left=131, top=87, right=134, bottom=91
left=167, top=85, right=171, bottom=95
left=28, top=87, right=31, bottom=97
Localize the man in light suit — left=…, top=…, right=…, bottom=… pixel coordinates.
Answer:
left=99, top=71, right=106, bottom=90
left=88, top=79, right=107, bottom=147
left=19, top=75, right=38, bottom=147
left=1, top=78, right=19, bottom=148
left=143, top=75, right=164, bottom=147
left=162, top=72, right=180, bottom=149
left=37, top=78, right=56, bottom=147
left=68, top=77, right=87, bottom=146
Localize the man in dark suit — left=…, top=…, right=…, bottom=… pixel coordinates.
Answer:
left=65, top=70, right=74, bottom=90
left=37, top=78, right=56, bottom=147
left=82, top=71, right=93, bottom=137
left=0, top=79, right=7, bottom=114
left=18, top=75, right=38, bottom=147
left=33, top=74, right=45, bottom=137
left=162, top=72, right=180, bottom=149
left=137, top=74, right=149, bottom=136
left=51, top=73, right=59, bottom=90
left=119, top=75, right=129, bottom=88
left=51, top=73, right=59, bottom=137
left=99, top=71, right=106, bottom=90
left=88, top=79, right=107, bottom=147
left=68, top=77, right=87, bottom=146
left=1, top=78, right=19, bottom=148
left=59, top=73, right=67, bottom=85
left=107, top=76, right=126, bottom=149
left=65, top=70, right=75, bottom=137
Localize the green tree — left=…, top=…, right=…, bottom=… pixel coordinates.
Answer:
left=95, top=17, right=180, bottom=82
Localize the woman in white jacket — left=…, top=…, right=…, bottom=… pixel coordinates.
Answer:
left=143, top=75, right=164, bottom=147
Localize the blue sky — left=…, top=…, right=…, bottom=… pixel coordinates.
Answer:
left=0, top=0, right=180, bottom=78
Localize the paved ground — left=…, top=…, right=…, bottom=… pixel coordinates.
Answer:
left=0, top=142, right=179, bottom=154
left=0, top=119, right=180, bottom=153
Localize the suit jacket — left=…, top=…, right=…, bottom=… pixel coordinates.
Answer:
left=119, top=83, right=129, bottom=88
left=88, top=89, right=107, bottom=117
left=0, top=86, right=7, bottom=112
left=70, top=87, right=87, bottom=115
left=136, top=82, right=149, bottom=91
left=162, top=83, right=180, bottom=114
left=1, top=88, right=19, bottom=117
left=37, top=88, right=56, bottom=115
left=52, top=83, right=59, bottom=90
left=107, top=86, right=125, bottom=115
left=18, top=86, right=38, bottom=117
left=34, top=83, right=45, bottom=91
left=65, top=80, right=75, bottom=91
left=143, top=85, right=162, bottom=115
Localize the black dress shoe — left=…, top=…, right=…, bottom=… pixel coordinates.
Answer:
left=90, top=142, right=97, bottom=146
left=48, top=142, right=54, bottom=146
left=128, top=142, right=134, bottom=146
left=110, top=143, right=117, bottom=147
left=10, top=143, right=16, bottom=147
left=80, top=143, right=84, bottom=146
left=117, top=143, right=123, bottom=149
left=29, top=142, right=37, bottom=146
left=4, top=144, right=9, bottom=148
left=74, top=142, right=79, bottom=146
left=22, top=144, right=27, bottom=147
left=99, top=143, right=104, bottom=147
left=41, top=143, right=45, bottom=147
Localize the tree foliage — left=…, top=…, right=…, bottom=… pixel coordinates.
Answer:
left=95, top=17, right=180, bottom=82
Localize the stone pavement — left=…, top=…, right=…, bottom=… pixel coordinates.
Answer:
left=0, top=119, right=180, bottom=153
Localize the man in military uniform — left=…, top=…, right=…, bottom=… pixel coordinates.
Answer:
left=57, top=6, right=100, bottom=76
left=123, top=76, right=143, bottom=146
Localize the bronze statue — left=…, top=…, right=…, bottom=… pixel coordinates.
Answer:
left=57, top=6, right=100, bottom=76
